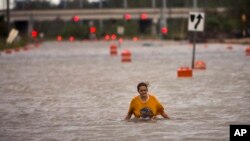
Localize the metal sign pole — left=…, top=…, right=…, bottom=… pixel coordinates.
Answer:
left=191, top=0, right=197, bottom=69
left=191, top=32, right=196, bottom=69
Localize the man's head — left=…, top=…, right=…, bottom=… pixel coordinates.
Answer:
left=137, top=82, right=149, bottom=97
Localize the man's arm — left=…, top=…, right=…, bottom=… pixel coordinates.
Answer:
left=124, top=111, right=133, bottom=121
left=125, top=99, right=134, bottom=121
left=161, top=111, right=170, bottom=119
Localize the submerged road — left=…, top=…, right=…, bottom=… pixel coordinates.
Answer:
left=0, top=40, right=249, bottom=141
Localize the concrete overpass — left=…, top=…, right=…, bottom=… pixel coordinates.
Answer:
left=0, top=8, right=226, bottom=37
left=0, top=8, right=226, bottom=21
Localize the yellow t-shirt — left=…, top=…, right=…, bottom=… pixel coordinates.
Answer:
left=128, top=94, right=164, bottom=118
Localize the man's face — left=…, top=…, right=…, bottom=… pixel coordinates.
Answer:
left=138, top=86, right=148, bottom=98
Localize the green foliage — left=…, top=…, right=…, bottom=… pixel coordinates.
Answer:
left=0, top=37, right=28, bottom=51
left=0, top=22, right=8, bottom=37
left=105, top=0, right=123, bottom=8
left=102, top=19, right=139, bottom=37
left=204, top=11, right=242, bottom=38
left=33, top=21, right=89, bottom=39
left=125, top=20, right=140, bottom=36
left=227, top=0, right=250, bottom=31
left=127, top=0, right=151, bottom=8
left=62, top=22, right=89, bottom=39
left=35, top=21, right=64, bottom=37
left=166, top=18, right=187, bottom=40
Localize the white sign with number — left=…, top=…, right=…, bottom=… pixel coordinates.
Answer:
left=6, top=28, right=19, bottom=44
left=188, top=12, right=205, bottom=32
left=117, top=26, right=124, bottom=35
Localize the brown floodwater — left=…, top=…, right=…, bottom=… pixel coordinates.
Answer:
left=0, top=40, right=249, bottom=141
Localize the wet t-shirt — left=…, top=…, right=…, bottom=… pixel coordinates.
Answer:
left=128, top=94, right=164, bottom=118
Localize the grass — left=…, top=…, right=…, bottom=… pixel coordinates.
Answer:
left=0, top=37, right=29, bottom=51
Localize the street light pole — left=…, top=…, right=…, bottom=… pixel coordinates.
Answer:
left=63, top=0, right=67, bottom=9
left=79, top=0, right=83, bottom=9
left=163, top=0, right=167, bottom=27
left=193, top=0, right=197, bottom=9
left=124, top=0, right=127, bottom=8
left=160, top=0, right=167, bottom=39
left=152, top=0, right=156, bottom=8
left=99, top=0, right=103, bottom=38
left=6, top=0, right=10, bottom=33
left=99, top=0, right=103, bottom=8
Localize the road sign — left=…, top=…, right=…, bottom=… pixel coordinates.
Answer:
left=188, top=12, right=205, bottom=32
left=117, top=26, right=124, bottom=35
left=6, top=28, right=19, bottom=44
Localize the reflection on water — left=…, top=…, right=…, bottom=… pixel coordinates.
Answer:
left=0, top=41, right=249, bottom=141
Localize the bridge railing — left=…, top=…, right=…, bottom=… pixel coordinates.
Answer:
left=0, top=8, right=226, bottom=22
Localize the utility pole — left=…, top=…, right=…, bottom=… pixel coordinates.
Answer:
left=99, top=0, right=103, bottom=37
left=63, top=0, right=67, bottom=9
left=160, top=0, right=167, bottom=39
left=99, top=0, right=103, bottom=8
left=152, top=0, right=156, bottom=8
left=6, top=0, right=10, bottom=33
left=163, top=0, right=167, bottom=27
left=193, top=0, right=197, bottom=9
left=124, top=0, right=127, bottom=8
left=79, top=0, right=83, bottom=9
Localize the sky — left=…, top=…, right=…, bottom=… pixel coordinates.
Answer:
left=0, top=0, right=100, bottom=10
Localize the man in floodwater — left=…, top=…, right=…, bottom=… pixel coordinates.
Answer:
left=125, top=82, right=170, bottom=121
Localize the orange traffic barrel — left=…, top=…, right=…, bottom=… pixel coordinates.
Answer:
left=121, top=50, right=131, bottom=62
left=35, top=43, right=39, bottom=48
left=133, top=37, right=138, bottom=42
left=23, top=46, right=29, bottom=51
left=177, top=67, right=192, bottom=78
left=57, top=35, right=62, bottom=41
left=204, top=44, right=208, bottom=48
left=5, top=49, right=12, bottom=54
left=14, top=48, right=20, bottom=52
left=69, top=36, right=75, bottom=42
left=245, top=47, right=250, bottom=56
left=111, top=34, right=117, bottom=40
left=194, top=60, right=206, bottom=70
left=119, top=38, right=123, bottom=44
left=110, top=44, right=117, bottom=55
left=227, top=45, right=233, bottom=50
left=104, top=34, right=110, bottom=40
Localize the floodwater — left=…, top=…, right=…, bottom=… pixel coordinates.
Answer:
left=0, top=40, right=249, bottom=141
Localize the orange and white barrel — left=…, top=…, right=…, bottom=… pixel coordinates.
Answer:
left=227, top=45, right=233, bottom=50
left=121, top=50, right=131, bottom=62
left=194, top=60, right=206, bottom=70
left=5, top=49, right=13, bottom=54
left=177, top=67, right=192, bottom=78
left=245, top=47, right=250, bottom=56
left=110, top=44, right=117, bottom=56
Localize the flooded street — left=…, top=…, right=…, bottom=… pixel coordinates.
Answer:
left=0, top=40, right=250, bottom=141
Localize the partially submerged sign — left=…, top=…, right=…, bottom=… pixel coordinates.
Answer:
left=188, top=12, right=205, bottom=69
left=6, top=28, right=19, bottom=44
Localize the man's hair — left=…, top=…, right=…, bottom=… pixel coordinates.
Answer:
left=137, top=82, right=149, bottom=92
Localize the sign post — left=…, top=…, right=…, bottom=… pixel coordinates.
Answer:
left=188, top=12, right=205, bottom=69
